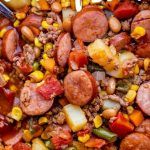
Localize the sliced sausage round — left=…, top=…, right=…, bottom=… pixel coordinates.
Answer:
left=131, top=10, right=150, bottom=42
left=136, top=119, right=150, bottom=138
left=72, top=6, right=108, bottom=42
left=20, top=81, right=53, bottom=116
left=56, top=33, right=72, bottom=67
left=2, top=29, right=18, bottom=62
left=120, top=133, right=150, bottom=150
left=136, top=42, right=150, bottom=58
left=64, top=70, right=97, bottom=106
left=136, top=81, right=150, bottom=116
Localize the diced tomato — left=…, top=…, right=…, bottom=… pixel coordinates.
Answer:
left=85, top=138, right=106, bottom=149
left=51, top=130, right=72, bottom=150
left=13, top=142, right=31, bottom=150
left=69, top=51, right=88, bottom=70
left=3, top=88, right=15, bottom=104
left=114, top=2, right=139, bottom=19
left=19, top=63, right=33, bottom=74
left=36, top=76, right=64, bottom=100
left=109, top=112, right=134, bottom=137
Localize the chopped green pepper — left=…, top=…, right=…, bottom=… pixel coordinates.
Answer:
left=93, top=127, right=117, bottom=142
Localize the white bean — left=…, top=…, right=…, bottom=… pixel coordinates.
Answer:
left=102, top=109, right=117, bottom=119
left=109, top=16, right=121, bottom=33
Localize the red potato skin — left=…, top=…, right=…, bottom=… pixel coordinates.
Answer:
left=136, top=81, right=150, bottom=116
left=120, top=133, right=150, bottom=150
left=72, top=6, right=108, bottom=42
left=20, top=82, right=54, bottom=116
left=109, top=32, right=131, bottom=51
left=2, top=29, right=18, bottom=62
left=56, top=33, right=72, bottom=67
left=64, top=70, right=98, bottom=106
left=114, top=1, right=139, bottom=19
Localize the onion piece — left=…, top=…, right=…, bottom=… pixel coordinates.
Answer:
left=92, top=71, right=105, bottom=81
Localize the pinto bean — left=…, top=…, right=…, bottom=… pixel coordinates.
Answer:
left=109, top=16, right=121, bottom=33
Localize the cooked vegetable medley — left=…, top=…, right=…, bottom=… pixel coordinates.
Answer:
left=0, top=0, right=150, bottom=149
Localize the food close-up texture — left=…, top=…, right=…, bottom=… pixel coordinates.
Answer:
left=0, top=0, right=149, bottom=149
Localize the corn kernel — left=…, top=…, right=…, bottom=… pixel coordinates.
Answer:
left=125, top=90, right=137, bottom=102
left=44, top=43, right=53, bottom=52
left=3, top=74, right=10, bottom=82
left=130, top=84, right=139, bottom=91
left=127, top=106, right=134, bottom=114
left=34, top=37, right=42, bottom=48
left=134, top=64, right=139, bottom=75
left=93, top=115, right=102, bottom=128
left=40, top=58, right=55, bottom=72
left=16, top=12, right=26, bottom=20
left=100, top=91, right=107, bottom=97
left=29, top=70, right=44, bottom=82
left=11, top=107, right=22, bottom=121
left=23, top=130, right=33, bottom=142
left=53, top=23, right=59, bottom=29
left=144, top=58, right=150, bottom=71
left=123, top=113, right=129, bottom=120
left=0, top=28, right=7, bottom=38
left=42, top=53, right=48, bottom=59
left=61, top=0, right=70, bottom=7
left=13, top=20, right=20, bottom=27
left=9, top=84, right=18, bottom=92
left=42, top=21, right=50, bottom=29
left=131, top=26, right=146, bottom=40
left=78, top=134, right=90, bottom=143
left=82, top=0, right=90, bottom=6
left=38, top=117, right=48, bottom=125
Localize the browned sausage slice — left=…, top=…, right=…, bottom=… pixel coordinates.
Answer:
left=2, top=29, right=18, bottom=62
left=72, top=7, right=108, bottom=42
left=109, top=32, right=131, bottom=51
left=131, top=10, right=150, bottom=42
left=136, top=119, right=150, bottom=138
left=20, top=81, right=53, bottom=116
left=120, top=133, right=150, bottom=150
left=56, top=33, right=72, bottom=67
left=64, top=70, right=97, bottom=106
left=136, top=42, right=150, bottom=58
left=136, top=81, right=150, bottom=116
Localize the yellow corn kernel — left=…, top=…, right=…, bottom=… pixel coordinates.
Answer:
left=23, top=130, right=33, bottom=142
left=11, top=107, right=22, bottom=121
left=134, top=64, right=139, bottom=75
left=42, top=21, right=50, bottom=29
left=53, top=23, right=59, bottom=29
left=83, top=0, right=90, bottom=6
left=127, top=106, right=134, bottom=114
left=9, top=84, right=18, bottom=92
left=93, top=115, right=102, bottom=128
left=99, top=91, right=107, bottom=97
left=42, top=53, right=48, bottom=59
left=13, top=20, right=20, bottom=27
left=34, top=37, right=42, bottom=48
left=131, top=26, right=146, bottom=40
left=0, top=28, right=7, bottom=38
left=16, top=12, right=26, bottom=20
left=38, top=117, right=48, bottom=125
left=144, top=58, right=150, bottom=71
left=40, top=58, right=55, bottom=72
left=78, top=134, right=90, bottom=143
left=3, top=74, right=10, bottom=82
left=125, top=90, right=137, bottom=102
left=61, top=0, right=71, bottom=7
left=44, top=43, right=53, bottom=52
left=123, top=113, right=129, bottom=120
left=29, top=70, right=44, bottom=82
left=130, top=84, right=139, bottom=91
